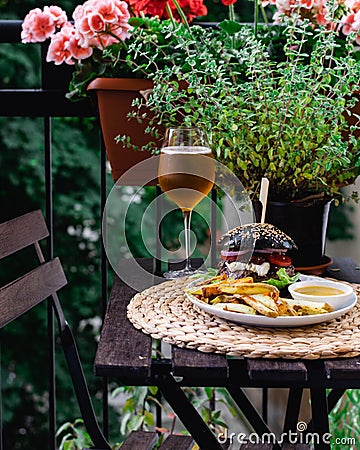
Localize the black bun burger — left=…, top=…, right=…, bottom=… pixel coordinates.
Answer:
left=218, top=223, right=299, bottom=289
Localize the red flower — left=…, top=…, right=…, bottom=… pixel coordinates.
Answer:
left=221, top=0, right=237, bottom=5
left=127, top=0, right=207, bottom=22
left=127, top=0, right=168, bottom=18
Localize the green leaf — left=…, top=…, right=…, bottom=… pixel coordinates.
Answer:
left=266, top=269, right=300, bottom=290
left=128, top=414, right=145, bottom=431
left=218, top=20, right=243, bottom=35
left=56, top=422, right=73, bottom=437
left=144, top=410, right=155, bottom=426
left=148, top=386, right=158, bottom=396
left=63, top=442, right=74, bottom=450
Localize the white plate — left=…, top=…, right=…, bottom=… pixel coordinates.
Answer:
left=184, top=291, right=357, bottom=328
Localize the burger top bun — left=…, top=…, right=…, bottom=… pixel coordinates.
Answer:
left=219, top=222, right=298, bottom=251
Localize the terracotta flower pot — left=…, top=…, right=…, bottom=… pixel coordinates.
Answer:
left=87, top=78, right=163, bottom=185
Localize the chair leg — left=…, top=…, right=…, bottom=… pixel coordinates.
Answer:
left=156, top=373, right=224, bottom=450
left=58, top=321, right=111, bottom=450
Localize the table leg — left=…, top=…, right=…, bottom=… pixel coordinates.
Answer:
left=309, top=388, right=330, bottom=450
left=155, top=373, right=225, bottom=450
left=283, top=388, right=303, bottom=434
left=306, top=388, right=346, bottom=438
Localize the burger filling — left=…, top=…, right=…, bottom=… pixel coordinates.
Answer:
left=218, top=251, right=298, bottom=286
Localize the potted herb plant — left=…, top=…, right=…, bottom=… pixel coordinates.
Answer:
left=114, top=6, right=360, bottom=266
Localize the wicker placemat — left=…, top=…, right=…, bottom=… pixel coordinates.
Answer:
left=127, top=278, right=360, bottom=359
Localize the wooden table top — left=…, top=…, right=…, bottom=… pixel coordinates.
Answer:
left=94, top=257, right=360, bottom=450
left=95, top=257, right=360, bottom=387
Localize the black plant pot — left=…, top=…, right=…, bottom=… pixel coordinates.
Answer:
left=254, top=200, right=332, bottom=267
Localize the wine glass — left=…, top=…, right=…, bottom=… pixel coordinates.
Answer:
left=158, top=127, right=215, bottom=278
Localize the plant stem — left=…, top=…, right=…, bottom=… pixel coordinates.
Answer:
left=229, top=4, right=236, bottom=49
left=172, top=0, right=191, bottom=32
left=260, top=4, right=268, bottom=27
left=166, top=3, right=177, bottom=29
left=229, top=4, right=235, bottom=22
left=254, top=0, right=259, bottom=38
left=183, top=209, right=192, bottom=271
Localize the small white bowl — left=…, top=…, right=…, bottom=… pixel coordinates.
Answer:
left=288, top=279, right=353, bottom=310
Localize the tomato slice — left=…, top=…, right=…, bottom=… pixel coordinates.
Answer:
left=266, top=253, right=292, bottom=267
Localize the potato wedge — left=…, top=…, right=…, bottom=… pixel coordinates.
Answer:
left=240, top=295, right=279, bottom=318
left=276, top=298, right=297, bottom=316
left=249, top=294, right=279, bottom=312
left=213, top=303, right=257, bottom=315
left=186, top=286, right=203, bottom=296
left=227, top=276, right=254, bottom=284
left=209, top=275, right=253, bottom=285
left=219, top=282, right=279, bottom=299
left=206, top=274, right=227, bottom=284
left=285, top=299, right=334, bottom=315
left=202, top=285, right=221, bottom=298
left=210, top=294, right=236, bottom=305
left=199, top=277, right=257, bottom=298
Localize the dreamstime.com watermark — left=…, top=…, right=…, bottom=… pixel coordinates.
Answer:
left=217, top=422, right=357, bottom=446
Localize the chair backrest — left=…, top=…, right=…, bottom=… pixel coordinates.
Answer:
left=0, top=210, right=110, bottom=450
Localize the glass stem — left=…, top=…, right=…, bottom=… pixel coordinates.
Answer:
left=183, top=209, right=192, bottom=270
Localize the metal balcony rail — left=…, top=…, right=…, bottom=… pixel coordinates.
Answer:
left=0, top=19, right=109, bottom=450
left=0, top=19, right=219, bottom=450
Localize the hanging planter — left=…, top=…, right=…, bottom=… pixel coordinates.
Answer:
left=87, top=78, right=163, bottom=185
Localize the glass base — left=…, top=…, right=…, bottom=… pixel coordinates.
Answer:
left=163, top=267, right=206, bottom=279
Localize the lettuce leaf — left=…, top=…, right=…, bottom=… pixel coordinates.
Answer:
left=266, top=268, right=300, bottom=290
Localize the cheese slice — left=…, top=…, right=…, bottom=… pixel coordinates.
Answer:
left=226, top=261, right=270, bottom=277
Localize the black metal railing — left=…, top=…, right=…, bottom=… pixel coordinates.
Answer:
left=0, top=19, right=109, bottom=450
left=0, top=19, right=246, bottom=450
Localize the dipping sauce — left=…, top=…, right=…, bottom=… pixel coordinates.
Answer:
left=293, top=286, right=345, bottom=296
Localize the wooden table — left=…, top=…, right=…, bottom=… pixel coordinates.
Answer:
left=94, top=257, right=360, bottom=450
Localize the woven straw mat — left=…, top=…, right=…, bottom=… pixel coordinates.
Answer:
left=127, top=278, right=360, bottom=359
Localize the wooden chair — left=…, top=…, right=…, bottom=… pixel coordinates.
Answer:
left=0, top=210, right=194, bottom=450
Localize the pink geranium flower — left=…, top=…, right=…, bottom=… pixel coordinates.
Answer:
left=46, top=24, right=75, bottom=65
left=46, top=22, right=93, bottom=64
left=68, top=34, right=94, bottom=61
left=345, top=0, right=360, bottom=13
left=74, top=0, right=131, bottom=49
left=341, top=13, right=356, bottom=34
left=97, top=0, right=120, bottom=23
left=21, top=8, right=57, bottom=43
left=22, top=0, right=132, bottom=65
left=44, top=6, right=68, bottom=27
left=89, top=13, right=107, bottom=33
